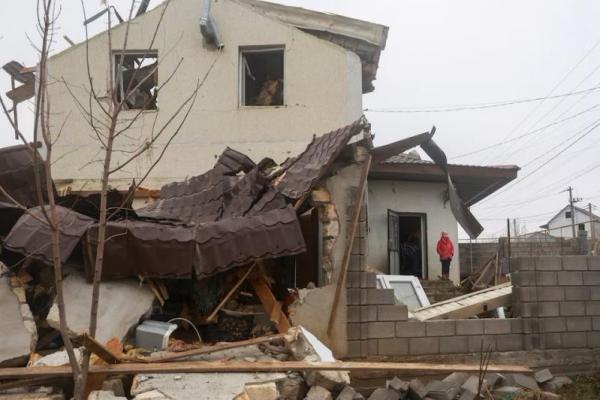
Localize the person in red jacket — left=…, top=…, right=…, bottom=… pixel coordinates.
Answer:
left=436, top=232, right=454, bottom=280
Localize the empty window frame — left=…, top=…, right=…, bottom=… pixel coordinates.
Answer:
left=114, top=52, right=158, bottom=110
left=578, top=223, right=585, bottom=231
left=240, top=47, right=284, bottom=107
left=565, top=211, right=572, bottom=219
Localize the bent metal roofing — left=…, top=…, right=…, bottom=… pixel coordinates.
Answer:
left=2, top=118, right=367, bottom=280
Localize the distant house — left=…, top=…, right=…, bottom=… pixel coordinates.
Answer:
left=540, top=204, right=600, bottom=239
left=367, top=149, right=519, bottom=283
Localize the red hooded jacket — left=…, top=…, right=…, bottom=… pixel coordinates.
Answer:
left=436, top=235, right=454, bottom=260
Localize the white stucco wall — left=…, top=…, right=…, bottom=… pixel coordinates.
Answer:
left=366, top=180, right=461, bottom=283
left=546, top=208, right=600, bottom=239
left=46, top=0, right=363, bottom=191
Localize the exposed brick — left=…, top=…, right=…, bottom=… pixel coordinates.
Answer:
left=396, top=321, right=426, bottom=338
left=566, top=317, right=592, bottom=332
left=587, top=332, right=600, bottom=347
left=378, top=338, right=409, bottom=356
left=523, top=334, right=542, bottom=350
left=409, top=337, right=439, bottom=355
left=346, top=340, right=361, bottom=358
left=561, top=332, right=588, bottom=348
left=347, top=323, right=361, bottom=340
left=496, top=334, right=524, bottom=351
left=347, top=289, right=361, bottom=305
left=536, top=272, right=558, bottom=286
left=537, top=287, right=565, bottom=301
left=557, top=271, right=583, bottom=286
left=484, top=319, right=511, bottom=335
left=377, top=305, right=408, bottom=321
left=368, top=339, right=378, bottom=356
left=361, top=306, right=377, bottom=322
left=562, top=256, right=588, bottom=271
left=588, top=257, right=600, bottom=270
left=367, top=322, right=395, bottom=339
left=439, top=336, right=469, bottom=354
left=583, top=272, right=600, bottom=286
left=366, top=289, right=395, bottom=305
left=361, top=272, right=377, bottom=288
left=535, top=256, right=562, bottom=271
left=347, top=272, right=360, bottom=288
left=516, top=287, right=537, bottom=302
left=425, top=320, right=456, bottom=337
left=586, top=301, right=600, bottom=316
left=511, top=257, right=535, bottom=272
left=455, top=319, right=484, bottom=335
left=348, top=306, right=361, bottom=323
left=564, top=287, right=591, bottom=301
left=510, top=318, right=524, bottom=334
left=542, top=333, right=562, bottom=349
left=467, top=335, right=496, bottom=352
left=512, top=271, right=536, bottom=287
left=522, top=302, right=559, bottom=317
left=541, top=317, right=566, bottom=333
left=560, top=301, right=586, bottom=316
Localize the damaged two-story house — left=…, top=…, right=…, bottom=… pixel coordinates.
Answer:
left=45, top=0, right=388, bottom=197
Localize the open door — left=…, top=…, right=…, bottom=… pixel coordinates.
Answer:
left=387, top=210, right=428, bottom=279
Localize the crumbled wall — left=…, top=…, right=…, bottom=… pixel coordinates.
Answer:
left=347, top=255, right=600, bottom=369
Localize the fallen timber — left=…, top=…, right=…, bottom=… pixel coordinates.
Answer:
left=0, top=360, right=531, bottom=380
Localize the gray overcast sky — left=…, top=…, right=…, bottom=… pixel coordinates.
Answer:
left=1, top=0, right=599, bottom=238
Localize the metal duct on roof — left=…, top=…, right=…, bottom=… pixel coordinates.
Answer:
left=200, top=0, right=224, bottom=49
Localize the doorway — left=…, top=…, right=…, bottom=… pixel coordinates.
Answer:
left=388, top=210, right=428, bottom=279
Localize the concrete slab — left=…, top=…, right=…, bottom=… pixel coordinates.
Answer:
left=33, top=348, right=83, bottom=367
left=47, top=269, right=154, bottom=343
left=0, top=264, right=36, bottom=366
left=131, top=373, right=287, bottom=400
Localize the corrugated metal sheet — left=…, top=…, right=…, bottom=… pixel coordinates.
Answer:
left=275, top=118, right=367, bottom=199
left=0, top=144, right=55, bottom=208
left=194, top=205, right=306, bottom=279
left=3, top=206, right=95, bottom=264
left=83, top=220, right=195, bottom=281
left=0, top=202, right=23, bottom=237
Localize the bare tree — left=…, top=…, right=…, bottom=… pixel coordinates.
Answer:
left=2, top=0, right=220, bottom=397
left=0, top=0, right=84, bottom=393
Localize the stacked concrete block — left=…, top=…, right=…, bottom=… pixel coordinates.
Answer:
left=512, top=255, right=600, bottom=351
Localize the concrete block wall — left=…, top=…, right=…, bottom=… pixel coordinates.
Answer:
left=511, top=255, right=600, bottom=350
left=347, top=255, right=600, bottom=359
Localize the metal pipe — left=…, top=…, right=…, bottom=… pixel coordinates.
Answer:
left=200, top=0, right=224, bottom=49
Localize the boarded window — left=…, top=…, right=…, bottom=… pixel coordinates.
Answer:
left=240, top=47, right=284, bottom=106
left=114, top=52, right=158, bottom=110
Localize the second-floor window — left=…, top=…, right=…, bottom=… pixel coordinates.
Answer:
left=240, top=47, right=284, bottom=107
left=114, top=51, right=158, bottom=110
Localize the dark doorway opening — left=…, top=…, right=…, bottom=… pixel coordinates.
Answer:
left=388, top=210, right=428, bottom=279
left=294, top=208, right=320, bottom=288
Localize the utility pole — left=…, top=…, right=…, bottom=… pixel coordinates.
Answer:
left=513, top=218, right=518, bottom=238
left=565, top=186, right=576, bottom=238
left=590, top=202, right=597, bottom=241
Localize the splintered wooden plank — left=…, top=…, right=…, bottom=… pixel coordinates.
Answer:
left=0, top=360, right=532, bottom=380
left=250, top=273, right=291, bottom=333
left=412, top=283, right=512, bottom=321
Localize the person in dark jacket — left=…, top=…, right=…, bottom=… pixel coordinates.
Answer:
left=436, top=232, right=454, bottom=280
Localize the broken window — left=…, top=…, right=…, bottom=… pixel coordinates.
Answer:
left=114, top=52, right=158, bottom=110
left=240, top=47, right=284, bottom=107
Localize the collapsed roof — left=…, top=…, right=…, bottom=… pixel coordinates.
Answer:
left=1, top=118, right=370, bottom=280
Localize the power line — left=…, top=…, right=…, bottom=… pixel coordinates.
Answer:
left=478, top=118, right=600, bottom=204
left=449, top=103, right=600, bottom=160
left=363, top=85, right=600, bottom=113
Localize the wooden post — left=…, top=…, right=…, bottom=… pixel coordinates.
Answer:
left=327, top=155, right=372, bottom=337
left=250, top=270, right=291, bottom=334
left=206, top=263, right=256, bottom=322
left=506, top=218, right=511, bottom=272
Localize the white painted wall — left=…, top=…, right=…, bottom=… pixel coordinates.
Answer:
left=366, top=180, right=461, bottom=284
left=46, top=0, right=363, bottom=191
left=546, top=207, right=600, bottom=239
